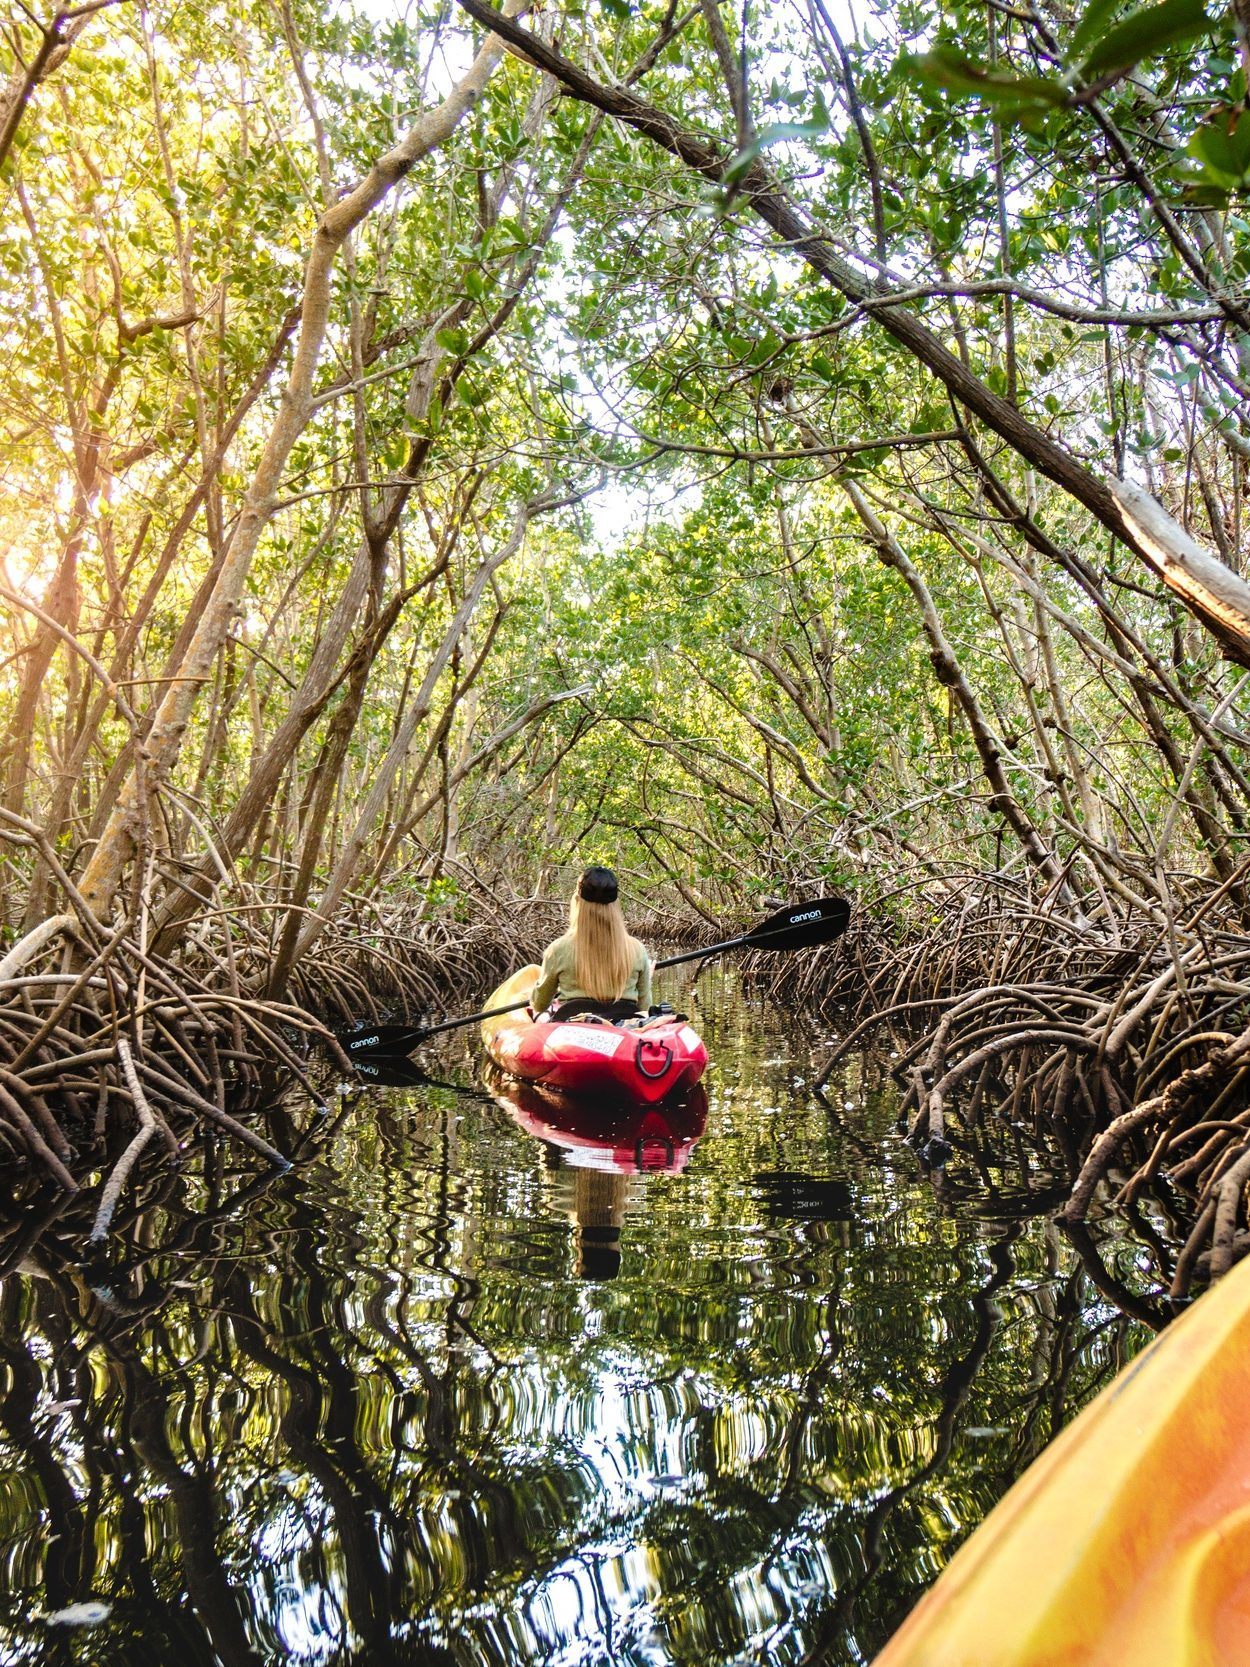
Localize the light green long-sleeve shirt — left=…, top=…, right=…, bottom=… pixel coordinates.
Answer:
left=531, top=932, right=652, bottom=1012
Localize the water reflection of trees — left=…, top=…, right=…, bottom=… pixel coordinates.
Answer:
left=0, top=1072, right=1150, bottom=1666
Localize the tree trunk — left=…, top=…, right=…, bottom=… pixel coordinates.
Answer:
left=74, top=14, right=520, bottom=923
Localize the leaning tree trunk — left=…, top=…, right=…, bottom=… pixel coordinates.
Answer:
left=844, top=481, right=1074, bottom=897
left=281, top=505, right=535, bottom=974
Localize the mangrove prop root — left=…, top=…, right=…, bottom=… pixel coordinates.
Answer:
left=0, top=886, right=579, bottom=1239
left=90, top=1040, right=157, bottom=1245
left=9, top=861, right=1250, bottom=1284
left=755, top=874, right=1250, bottom=1295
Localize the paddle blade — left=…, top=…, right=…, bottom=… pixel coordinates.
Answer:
left=742, top=896, right=850, bottom=951
left=336, top=1021, right=428, bottom=1056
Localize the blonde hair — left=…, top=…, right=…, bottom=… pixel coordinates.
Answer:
left=569, top=891, right=639, bottom=1001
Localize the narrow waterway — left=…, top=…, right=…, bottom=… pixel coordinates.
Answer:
left=0, top=970, right=1155, bottom=1665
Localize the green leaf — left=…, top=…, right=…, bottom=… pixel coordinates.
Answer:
left=1071, top=0, right=1123, bottom=58
left=746, top=329, right=782, bottom=366
left=1082, top=0, right=1210, bottom=73
left=722, top=107, right=831, bottom=189
left=906, top=49, right=1068, bottom=108
left=1189, top=112, right=1250, bottom=187
left=435, top=327, right=469, bottom=355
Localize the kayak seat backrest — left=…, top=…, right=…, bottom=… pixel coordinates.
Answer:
left=549, top=1009, right=693, bottom=1035
left=549, top=996, right=640, bottom=1024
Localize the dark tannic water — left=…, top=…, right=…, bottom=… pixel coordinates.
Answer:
left=0, top=970, right=1154, bottom=1666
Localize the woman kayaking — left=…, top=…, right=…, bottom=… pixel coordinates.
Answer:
left=530, top=866, right=653, bottom=1021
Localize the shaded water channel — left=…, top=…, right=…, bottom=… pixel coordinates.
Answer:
left=0, top=969, right=1155, bottom=1665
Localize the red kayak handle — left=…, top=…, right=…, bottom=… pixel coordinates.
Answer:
left=635, top=1038, right=673, bottom=1080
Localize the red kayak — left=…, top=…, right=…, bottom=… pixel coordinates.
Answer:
left=480, top=966, right=708, bottom=1104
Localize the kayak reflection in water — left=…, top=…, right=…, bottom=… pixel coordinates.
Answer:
left=531, top=865, right=653, bottom=1020
left=487, top=1074, right=709, bottom=1279
left=489, top=1075, right=709, bottom=1173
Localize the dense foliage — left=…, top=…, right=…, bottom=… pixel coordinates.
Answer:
left=4, top=10, right=1250, bottom=1644
left=5, top=0, right=1250, bottom=1279
left=2, top=0, right=1249, bottom=952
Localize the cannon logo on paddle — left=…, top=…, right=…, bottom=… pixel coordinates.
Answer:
left=349, top=1034, right=380, bottom=1050
left=789, top=909, right=822, bottom=925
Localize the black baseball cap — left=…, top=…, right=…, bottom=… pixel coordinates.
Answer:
left=578, top=866, right=619, bottom=904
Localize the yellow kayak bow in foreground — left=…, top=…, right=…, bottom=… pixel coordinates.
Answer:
left=875, top=1253, right=1250, bottom=1666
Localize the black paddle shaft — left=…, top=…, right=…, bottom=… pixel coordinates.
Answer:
left=337, top=896, right=850, bottom=1056
left=339, top=1000, right=531, bottom=1053
left=653, top=896, right=850, bottom=970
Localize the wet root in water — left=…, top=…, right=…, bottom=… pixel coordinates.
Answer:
left=752, top=874, right=1250, bottom=1299
left=0, top=888, right=697, bottom=1241
left=0, top=904, right=349, bottom=1231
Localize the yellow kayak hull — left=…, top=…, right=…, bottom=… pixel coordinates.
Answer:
left=875, top=1253, right=1250, bottom=1667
